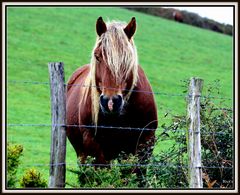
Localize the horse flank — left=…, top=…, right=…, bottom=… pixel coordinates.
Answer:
left=80, top=20, right=139, bottom=126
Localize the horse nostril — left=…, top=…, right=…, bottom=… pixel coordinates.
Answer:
left=100, top=95, right=109, bottom=107
left=112, top=95, right=123, bottom=108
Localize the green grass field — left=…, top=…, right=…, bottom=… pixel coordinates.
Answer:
left=6, top=7, right=233, bottom=187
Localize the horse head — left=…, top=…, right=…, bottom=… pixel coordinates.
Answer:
left=90, top=17, right=138, bottom=117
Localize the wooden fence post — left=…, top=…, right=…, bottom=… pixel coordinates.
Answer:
left=48, top=62, right=66, bottom=188
left=187, top=77, right=203, bottom=188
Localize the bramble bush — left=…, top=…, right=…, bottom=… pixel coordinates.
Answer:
left=149, top=80, right=233, bottom=188
left=199, top=81, right=233, bottom=188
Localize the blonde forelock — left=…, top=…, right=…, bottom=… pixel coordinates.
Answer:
left=86, top=20, right=139, bottom=126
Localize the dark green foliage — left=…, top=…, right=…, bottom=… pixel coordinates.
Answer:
left=20, top=168, right=47, bottom=188
left=7, top=143, right=23, bottom=187
left=150, top=80, right=233, bottom=188
left=68, top=155, right=139, bottom=188
left=126, top=7, right=233, bottom=36
left=146, top=130, right=189, bottom=188
left=200, top=80, right=233, bottom=188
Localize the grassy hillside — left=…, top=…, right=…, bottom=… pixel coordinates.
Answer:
left=7, top=7, right=233, bottom=187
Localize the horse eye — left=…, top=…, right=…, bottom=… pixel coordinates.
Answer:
left=95, top=54, right=101, bottom=62
left=97, top=82, right=102, bottom=91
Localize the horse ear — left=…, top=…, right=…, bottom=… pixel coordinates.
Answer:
left=124, top=17, right=136, bottom=40
left=96, top=17, right=107, bottom=37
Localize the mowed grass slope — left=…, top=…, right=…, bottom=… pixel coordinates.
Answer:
left=7, top=7, right=233, bottom=187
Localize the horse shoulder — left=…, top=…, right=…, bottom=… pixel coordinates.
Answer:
left=130, top=65, right=158, bottom=123
left=66, top=64, right=91, bottom=125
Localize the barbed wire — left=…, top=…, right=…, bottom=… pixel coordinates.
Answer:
left=212, top=108, right=233, bottom=112
left=8, top=80, right=50, bottom=85
left=6, top=123, right=233, bottom=135
left=7, top=80, right=233, bottom=100
left=7, top=80, right=187, bottom=97
left=18, top=161, right=233, bottom=169
left=6, top=79, right=234, bottom=183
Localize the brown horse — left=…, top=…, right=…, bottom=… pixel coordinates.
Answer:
left=173, top=11, right=183, bottom=23
left=66, top=17, right=158, bottom=181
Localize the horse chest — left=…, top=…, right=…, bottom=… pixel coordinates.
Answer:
left=95, top=128, right=140, bottom=160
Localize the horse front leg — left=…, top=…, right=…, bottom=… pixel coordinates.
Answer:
left=82, top=129, right=107, bottom=166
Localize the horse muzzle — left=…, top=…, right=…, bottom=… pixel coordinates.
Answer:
left=99, top=94, right=124, bottom=114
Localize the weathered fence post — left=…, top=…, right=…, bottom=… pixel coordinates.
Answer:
left=48, top=62, right=66, bottom=188
left=187, top=77, right=203, bottom=188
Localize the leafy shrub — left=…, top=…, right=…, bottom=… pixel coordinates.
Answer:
left=20, top=168, right=47, bottom=188
left=7, top=143, right=23, bottom=187
left=149, top=80, right=233, bottom=188
left=146, top=129, right=189, bottom=188
left=199, top=81, right=233, bottom=188
left=68, top=154, right=139, bottom=188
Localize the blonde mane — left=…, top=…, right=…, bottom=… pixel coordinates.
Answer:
left=82, top=20, right=139, bottom=126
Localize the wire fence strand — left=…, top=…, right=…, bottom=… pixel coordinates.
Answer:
left=17, top=161, right=233, bottom=169
left=7, top=80, right=233, bottom=100
left=6, top=123, right=233, bottom=135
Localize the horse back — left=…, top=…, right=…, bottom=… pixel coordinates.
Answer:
left=67, top=64, right=90, bottom=91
